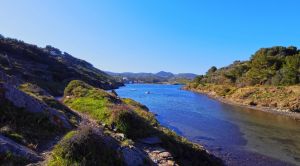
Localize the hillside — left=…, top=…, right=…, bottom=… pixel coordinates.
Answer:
left=107, top=71, right=197, bottom=84
left=192, top=46, right=300, bottom=86
left=185, top=46, right=300, bottom=113
left=0, top=36, right=123, bottom=96
left=0, top=79, right=222, bottom=165
left=0, top=35, right=221, bottom=166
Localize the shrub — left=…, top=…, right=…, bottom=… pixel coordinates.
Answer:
left=48, top=128, right=124, bottom=166
left=109, top=108, right=155, bottom=139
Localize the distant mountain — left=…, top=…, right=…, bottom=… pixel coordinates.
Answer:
left=0, top=37, right=123, bottom=95
left=106, top=71, right=198, bottom=84
left=156, top=71, right=175, bottom=78
left=175, top=73, right=198, bottom=80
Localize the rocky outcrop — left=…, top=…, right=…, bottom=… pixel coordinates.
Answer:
left=136, top=137, right=178, bottom=166
left=120, top=146, right=152, bottom=166
left=0, top=134, right=41, bottom=162
left=143, top=146, right=177, bottom=166
left=0, top=82, right=72, bottom=129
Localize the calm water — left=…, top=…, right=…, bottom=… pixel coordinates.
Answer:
left=116, top=84, right=300, bottom=166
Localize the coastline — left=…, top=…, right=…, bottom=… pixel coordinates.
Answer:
left=184, top=87, right=300, bottom=121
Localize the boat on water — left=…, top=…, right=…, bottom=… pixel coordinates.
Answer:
left=145, top=91, right=150, bottom=94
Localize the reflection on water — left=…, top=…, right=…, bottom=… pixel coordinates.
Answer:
left=116, top=84, right=300, bottom=166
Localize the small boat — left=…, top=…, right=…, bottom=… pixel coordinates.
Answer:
left=145, top=91, right=150, bottom=94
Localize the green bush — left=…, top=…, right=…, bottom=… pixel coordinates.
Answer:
left=48, top=128, right=124, bottom=166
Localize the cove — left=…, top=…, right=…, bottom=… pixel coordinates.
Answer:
left=116, top=84, right=300, bottom=166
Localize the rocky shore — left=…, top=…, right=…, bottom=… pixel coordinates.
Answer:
left=183, top=84, right=300, bottom=121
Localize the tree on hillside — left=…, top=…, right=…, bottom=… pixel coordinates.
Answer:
left=245, top=47, right=293, bottom=85
left=194, top=75, right=204, bottom=84
left=280, top=54, right=300, bottom=85
left=206, top=66, right=217, bottom=75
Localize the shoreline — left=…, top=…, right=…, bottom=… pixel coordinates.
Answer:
left=185, top=88, right=300, bottom=121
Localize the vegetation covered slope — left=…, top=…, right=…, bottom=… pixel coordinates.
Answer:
left=61, top=80, right=222, bottom=166
left=186, top=46, right=300, bottom=112
left=0, top=36, right=123, bottom=96
left=193, top=46, right=300, bottom=86
left=0, top=35, right=221, bottom=165
left=0, top=82, right=80, bottom=165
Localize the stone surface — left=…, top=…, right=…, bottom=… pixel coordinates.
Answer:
left=1, top=82, right=72, bottom=129
left=142, top=145, right=178, bottom=166
left=0, top=134, right=42, bottom=162
left=120, top=146, right=150, bottom=166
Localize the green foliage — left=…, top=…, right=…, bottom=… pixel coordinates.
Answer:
left=206, top=66, right=217, bottom=75
left=280, top=54, right=300, bottom=85
left=122, top=98, right=157, bottom=126
left=109, top=108, right=155, bottom=138
left=48, top=128, right=124, bottom=166
left=192, top=46, right=300, bottom=86
left=63, top=80, right=156, bottom=139
left=64, top=80, right=93, bottom=97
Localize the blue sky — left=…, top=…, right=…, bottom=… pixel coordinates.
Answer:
left=1, top=0, right=300, bottom=74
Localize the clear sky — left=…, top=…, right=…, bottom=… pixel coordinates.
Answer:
left=1, top=0, right=300, bottom=74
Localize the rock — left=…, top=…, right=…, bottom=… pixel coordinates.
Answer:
left=0, top=125, right=12, bottom=133
left=115, top=133, right=125, bottom=141
left=167, top=160, right=175, bottom=165
left=120, top=146, right=150, bottom=166
left=1, top=82, right=72, bottom=129
left=143, top=146, right=178, bottom=166
left=139, top=136, right=162, bottom=145
left=0, top=134, right=42, bottom=162
left=158, top=151, right=172, bottom=158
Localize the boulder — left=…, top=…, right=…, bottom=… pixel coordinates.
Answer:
left=120, top=146, right=150, bottom=166
left=0, top=134, right=42, bottom=162
left=1, top=82, right=72, bottom=129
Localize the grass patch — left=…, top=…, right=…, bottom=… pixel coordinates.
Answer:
left=63, top=80, right=156, bottom=139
